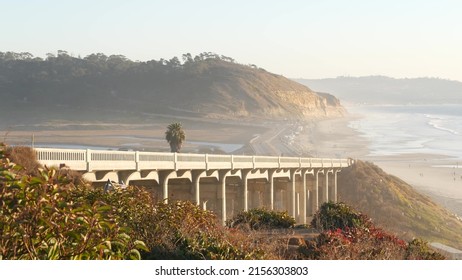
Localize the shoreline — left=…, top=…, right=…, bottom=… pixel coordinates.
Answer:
left=307, top=115, right=462, bottom=217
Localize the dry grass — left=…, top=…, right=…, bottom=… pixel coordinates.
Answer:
left=338, top=160, right=462, bottom=249
left=6, top=146, right=41, bottom=175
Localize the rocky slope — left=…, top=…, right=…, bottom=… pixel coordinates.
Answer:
left=338, top=160, right=462, bottom=249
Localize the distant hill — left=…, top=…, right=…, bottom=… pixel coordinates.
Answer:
left=338, top=160, right=462, bottom=249
left=295, top=76, right=462, bottom=104
left=0, top=51, right=344, bottom=126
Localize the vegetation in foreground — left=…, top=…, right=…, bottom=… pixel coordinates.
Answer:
left=0, top=145, right=445, bottom=259
left=301, top=202, right=444, bottom=260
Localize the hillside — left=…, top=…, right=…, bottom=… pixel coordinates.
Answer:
left=338, top=160, right=462, bottom=249
left=296, top=76, right=462, bottom=104
left=0, top=51, right=344, bottom=127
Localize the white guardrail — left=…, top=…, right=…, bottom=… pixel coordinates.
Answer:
left=35, top=148, right=353, bottom=172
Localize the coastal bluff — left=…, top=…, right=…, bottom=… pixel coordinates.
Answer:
left=0, top=52, right=344, bottom=123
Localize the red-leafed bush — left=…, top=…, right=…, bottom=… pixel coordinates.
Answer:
left=299, top=202, right=444, bottom=260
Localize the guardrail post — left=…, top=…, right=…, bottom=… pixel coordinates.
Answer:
left=278, top=156, right=281, bottom=169
left=205, top=154, right=209, bottom=170
left=86, top=149, right=91, bottom=171
left=252, top=156, right=255, bottom=169
left=231, top=154, right=234, bottom=170
left=135, top=151, right=140, bottom=171
left=174, top=153, right=178, bottom=171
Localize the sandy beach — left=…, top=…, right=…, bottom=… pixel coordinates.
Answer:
left=306, top=116, right=462, bottom=217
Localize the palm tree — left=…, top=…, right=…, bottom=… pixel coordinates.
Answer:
left=165, top=122, right=185, bottom=153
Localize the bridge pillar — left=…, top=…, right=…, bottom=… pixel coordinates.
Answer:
left=289, top=169, right=298, bottom=218
left=268, top=169, right=277, bottom=210
left=315, top=169, right=325, bottom=211
left=241, top=169, right=251, bottom=212
left=323, top=169, right=334, bottom=203
left=192, top=171, right=206, bottom=206
left=159, top=171, right=175, bottom=202
left=301, top=169, right=314, bottom=224
left=218, top=170, right=232, bottom=225
left=334, top=170, right=341, bottom=203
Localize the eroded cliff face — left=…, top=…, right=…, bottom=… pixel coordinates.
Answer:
left=182, top=60, right=346, bottom=120
left=272, top=90, right=345, bottom=119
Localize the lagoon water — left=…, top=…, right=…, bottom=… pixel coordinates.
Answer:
left=347, top=104, right=462, bottom=161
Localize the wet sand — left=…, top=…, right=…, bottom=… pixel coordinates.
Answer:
left=306, top=116, right=462, bottom=217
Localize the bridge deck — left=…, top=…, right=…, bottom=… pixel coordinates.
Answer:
left=35, top=148, right=352, bottom=172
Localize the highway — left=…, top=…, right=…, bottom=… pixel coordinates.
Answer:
left=249, top=122, right=308, bottom=157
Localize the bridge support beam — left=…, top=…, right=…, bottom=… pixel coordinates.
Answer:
left=324, top=169, right=333, bottom=203
left=334, top=170, right=341, bottom=203
left=159, top=171, right=175, bottom=202
left=268, top=169, right=276, bottom=210
left=192, top=171, right=206, bottom=206
left=241, top=169, right=251, bottom=212
left=301, top=169, right=314, bottom=224
left=218, top=170, right=232, bottom=225
left=315, top=169, right=324, bottom=211
left=290, top=169, right=298, bottom=218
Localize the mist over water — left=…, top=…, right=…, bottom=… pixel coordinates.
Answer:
left=347, top=104, right=462, bottom=160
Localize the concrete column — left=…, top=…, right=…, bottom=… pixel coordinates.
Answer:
left=301, top=170, right=307, bottom=224
left=221, top=178, right=226, bottom=224
left=160, top=171, right=175, bottom=203
left=334, top=170, right=341, bottom=203
left=315, top=169, right=324, bottom=211
left=325, top=171, right=329, bottom=203
left=218, top=170, right=231, bottom=226
left=269, top=169, right=276, bottom=210
left=194, top=177, right=201, bottom=206
left=323, top=169, right=334, bottom=203
left=306, top=190, right=311, bottom=216
left=290, top=170, right=297, bottom=218
left=296, top=193, right=300, bottom=217
left=162, top=178, right=169, bottom=201
left=305, top=170, right=314, bottom=216
left=242, top=170, right=251, bottom=212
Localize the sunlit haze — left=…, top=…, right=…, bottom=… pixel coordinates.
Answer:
left=2, top=0, right=462, bottom=81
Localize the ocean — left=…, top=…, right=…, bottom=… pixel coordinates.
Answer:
left=347, top=104, right=462, bottom=161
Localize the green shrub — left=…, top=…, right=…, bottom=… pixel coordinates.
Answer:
left=74, top=185, right=156, bottom=253
left=226, top=208, right=296, bottom=230
left=145, top=200, right=268, bottom=260
left=300, top=202, right=445, bottom=260
left=310, top=201, right=372, bottom=231
left=0, top=144, right=147, bottom=260
left=299, top=226, right=408, bottom=260
left=0, top=143, right=273, bottom=260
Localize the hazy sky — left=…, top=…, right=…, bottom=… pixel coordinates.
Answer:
left=2, top=0, right=461, bottom=81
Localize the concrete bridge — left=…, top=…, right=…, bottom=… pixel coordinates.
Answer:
left=35, top=148, right=353, bottom=224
